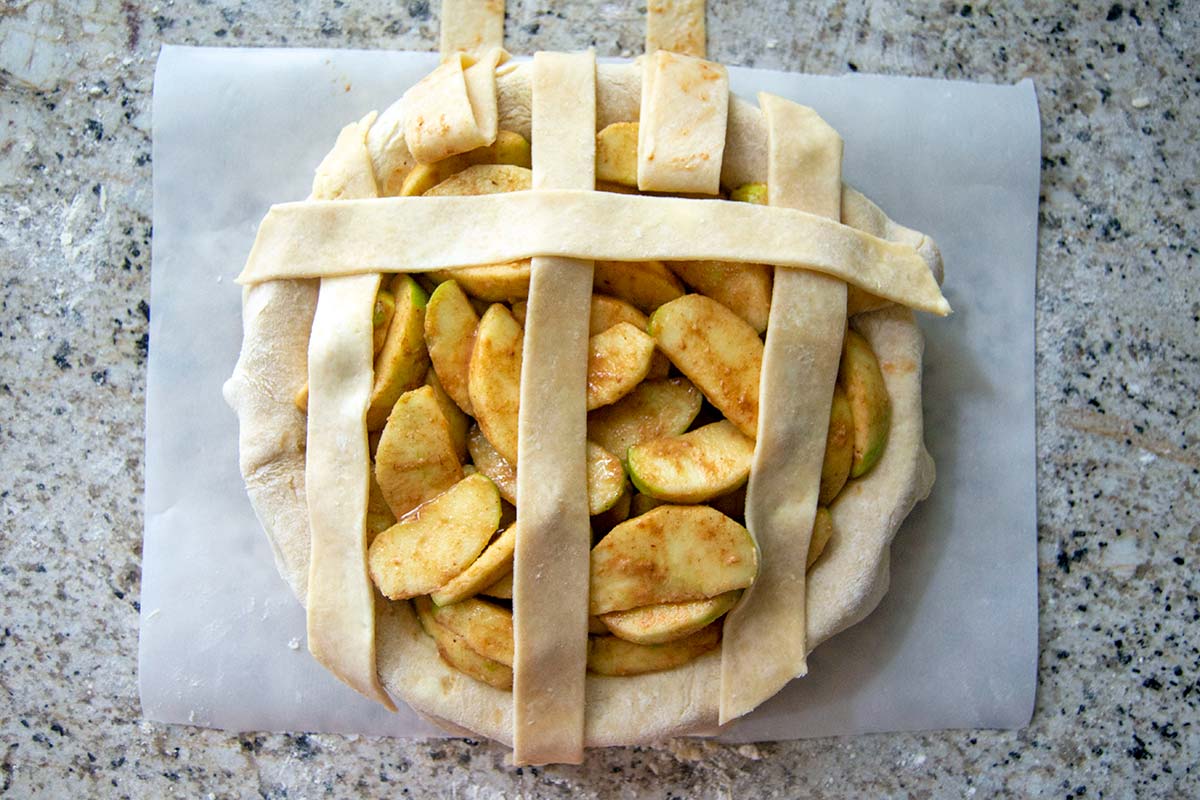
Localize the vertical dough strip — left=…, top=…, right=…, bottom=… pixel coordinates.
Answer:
left=440, top=0, right=505, bottom=61
left=719, top=95, right=847, bottom=724
left=512, top=50, right=598, bottom=766
left=303, top=119, right=396, bottom=711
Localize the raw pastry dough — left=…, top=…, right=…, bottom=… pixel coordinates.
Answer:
left=720, top=95, right=846, bottom=724
left=511, top=50, right=597, bottom=766
left=646, top=0, right=707, bottom=57
left=440, top=0, right=505, bottom=59
left=637, top=50, right=728, bottom=195
left=237, top=191, right=949, bottom=315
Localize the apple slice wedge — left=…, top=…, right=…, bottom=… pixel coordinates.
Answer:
left=424, top=279, right=479, bottom=416
left=819, top=383, right=854, bottom=504
left=600, top=590, right=741, bottom=645
left=840, top=328, right=892, bottom=478
left=365, top=275, right=430, bottom=431
left=587, top=322, right=656, bottom=411
left=626, top=420, right=755, bottom=504
left=593, top=260, right=685, bottom=314
left=666, top=260, right=773, bottom=334
left=468, top=304, right=523, bottom=465
left=648, top=294, right=763, bottom=439
left=590, top=505, right=758, bottom=615
left=587, top=377, right=703, bottom=464
left=375, top=385, right=464, bottom=519
left=367, top=473, right=500, bottom=600
left=587, top=624, right=721, bottom=676
left=431, top=524, right=517, bottom=606
left=414, top=596, right=512, bottom=690
left=426, top=597, right=515, bottom=667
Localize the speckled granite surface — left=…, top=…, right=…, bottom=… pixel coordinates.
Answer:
left=1, top=1, right=1196, bottom=796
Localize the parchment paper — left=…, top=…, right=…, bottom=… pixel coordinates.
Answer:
left=141, top=45, right=1040, bottom=742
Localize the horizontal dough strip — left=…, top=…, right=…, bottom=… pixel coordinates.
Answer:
left=237, top=190, right=950, bottom=316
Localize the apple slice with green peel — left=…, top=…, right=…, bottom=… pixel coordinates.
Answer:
left=375, top=385, right=464, bottom=519
left=424, top=163, right=532, bottom=197
left=399, top=130, right=532, bottom=196
left=648, top=294, right=763, bottom=439
left=590, top=504, right=758, bottom=615
left=600, top=590, right=741, bottom=645
left=627, top=420, right=755, bottom=504
left=820, top=383, right=854, bottom=505
left=468, top=425, right=626, bottom=516
left=414, top=596, right=512, bottom=690
left=592, top=488, right=632, bottom=536
left=424, top=366, right=469, bottom=463
left=586, top=441, right=628, bottom=515
left=366, top=275, right=430, bottom=431
left=367, top=473, right=500, bottom=600
left=424, top=280, right=479, bottom=415
left=468, top=304, right=523, bottom=464
left=426, top=596, right=515, bottom=666
left=431, top=524, right=517, bottom=606
left=587, top=322, right=656, bottom=411
left=587, top=623, right=721, bottom=676
left=666, top=261, right=773, bottom=334
left=808, top=506, right=834, bottom=569
left=481, top=570, right=512, bottom=599
left=587, top=378, right=703, bottom=465
left=372, top=289, right=396, bottom=355
left=593, top=260, right=685, bottom=314
left=730, top=182, right=768, bottom=205
left=467, top=424, right=517, bottom=505
left=428, top=260, right=531, bottom=303
left=840, top=328, right=891, bottom=478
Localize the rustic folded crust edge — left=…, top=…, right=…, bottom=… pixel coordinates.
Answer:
left=222, top=61, right=938, bottom=747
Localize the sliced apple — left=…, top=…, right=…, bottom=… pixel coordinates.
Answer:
left=426, top=596, right=514, bottom=666
left=590, top=504, right=758, bottom=615
left=593, top=260, right=685, bottom=314
left=666, top=260, right=772, bottom=334
left=595, top=121, right=639, bottom=187
left=424, top=163, right=532, bottom=197
left=467, top=424, right=518, bottom=505
left=428, top=260, right=531, bottom=302
left=481, top=570, right=512, bottom=599
left=399, top=130, right=532, bottom=196
left=587, top=322, right=656, bottom=411
left=587, top=624, right=721, bottom=676
left=374, top=385, right=464, bottom=519
left=729, top=182, right=768, bottom=205
left=587, top=377, right=703, bottom=464
left=424, top=279, right=479, bottom=415
left=587, top=441, right=628, bottom=515
left=366, top=275, right=430, bottom=431
left=372, top=288, right=396, bottom=355
left=367, top=473, right=500, bottom=600
left=820, top=383, right=854, bottom=505
left=430, top=524, right=517, bottom=606
left=840, top=328, right=891, bottom=477
left=424, top=366, right=469, bottom=463
left=627, top=420, right=754, bottom=504
left=468, top=304, right=523, bottom=464
left=648, top=294, right=763, bottom=439
left=809, top=506, right=834, bottom=570
left=600, top=590, right=740, bottom=645
left=414, top=596, right=512, bottom=690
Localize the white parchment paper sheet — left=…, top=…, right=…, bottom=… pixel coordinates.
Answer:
left=141, top=45, right=1040, bottom=742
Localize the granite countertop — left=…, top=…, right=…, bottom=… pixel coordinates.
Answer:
left=1, top=1, right=1196, bottom=796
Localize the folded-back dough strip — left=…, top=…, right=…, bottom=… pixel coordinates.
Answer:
left=637, top=50, right=728, bottom=195
left=237, top=191, right=950, bottom=315
left=512, top=50, right=596, bottom=766
left=646, top=0, right=707, bottom=57
left=303, top=118, right=396, bottom=710
left=439, top=0, right=505, bottom=61
left=720, top=95, right=846, bottom=724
